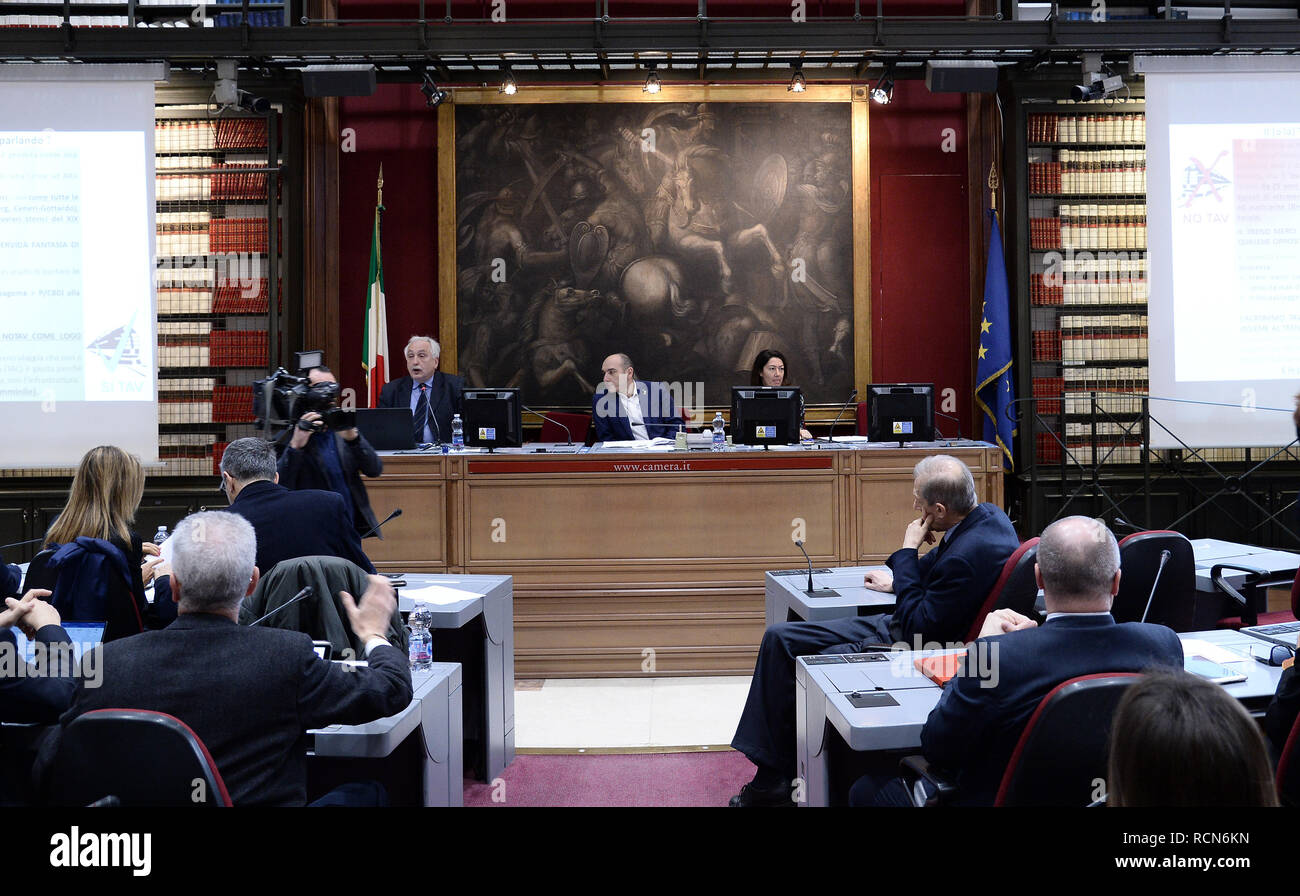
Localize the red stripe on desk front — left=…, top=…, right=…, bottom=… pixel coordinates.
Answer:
left=466, top=456, right=835, bottom=474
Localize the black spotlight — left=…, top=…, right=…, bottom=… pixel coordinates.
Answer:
left=237, top=90, right=270, bottom=114
left=420, top=73, right=449, bottom=108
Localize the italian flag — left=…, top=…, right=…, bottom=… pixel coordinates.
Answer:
left=362, top=202, right=388, bottom=408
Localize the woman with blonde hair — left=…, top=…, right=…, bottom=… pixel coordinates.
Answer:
left=23, top=446, right=171, bottom=637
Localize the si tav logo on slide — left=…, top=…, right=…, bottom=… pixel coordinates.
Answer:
left=1180, top=151, right=1232, bottom=207
left=86, top=312, right=147, bottom=377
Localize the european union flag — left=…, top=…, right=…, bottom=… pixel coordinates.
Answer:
left=976, top=210, right=1016, bottom=469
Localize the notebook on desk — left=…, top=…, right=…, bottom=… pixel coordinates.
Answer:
left=914, top=651, right=965, bottom=687
left=356, top=408, right=416, bottom=450
left=12, top=621, right=105, bottom=665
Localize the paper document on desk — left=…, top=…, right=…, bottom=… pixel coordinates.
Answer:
left=401, top=583, right=481, bottom=606
left=600, top=438, right=676, bottom=451
left=828, top=436, right=871, bottom=443
left=1179, top=639, right=1249, bottom=665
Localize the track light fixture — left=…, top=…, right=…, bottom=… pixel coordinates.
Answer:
left=499, top=67, right=518, bottom=96
left=870, top=66, right=895, bottom=105
left=420, top=72, right=448, bottom=108
left=788, top=64, right=806, bottom=93
left=643, top=64, right=661, bottom=95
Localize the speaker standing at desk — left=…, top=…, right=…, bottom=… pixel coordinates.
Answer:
left=729, top=455, right=1019, bottom=807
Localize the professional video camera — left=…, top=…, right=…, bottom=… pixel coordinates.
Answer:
left=253, top=354, right=356, bottom=436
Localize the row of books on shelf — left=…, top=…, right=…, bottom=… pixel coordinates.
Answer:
left=1028, top=153, right=1147, bottom=194
left=157, top=165, right=273, bottom=201
left=158, top=391, right=254, bottom=424
left=157, top=331, right=267, bottom=368
left=1061, top=314, right=1148, bottom=362
left=0, top=15, right=280, bottom=27
left=156, top=218, right=277, bottom=255
left=1027, top=110, right=1145, bottom=144
left=1031, top=377, right=1150, bottom=416
left=156, top=119, right=266, bottom=154
left=157, top=281, right=278, bottom=315
left=1030, top=214, right=1147, bottom=251
left=1030, top=277, right=1147, bottom=306
left=1034, top=435, right=1300, bottom=467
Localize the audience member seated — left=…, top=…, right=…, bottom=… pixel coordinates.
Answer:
left=23, top=445, right=173, bottom=635
left=275, top=365, right=383, bottom=540
left=36, top=511, right=412, bottom=807
left=1108, top=667, right=1278, bottom=807
left=378, top=335, right=464, bottom=447
left=592, top=353, right=681, bottom=442
left=729, top=455, right=1020, bottom=806
left=750, top=349, right=812, bottom=441
left=849, top=515, right=1184, bottom=807
left=220, top=437, right=375, bottom=574
left=0, top=589, right=75, bottom=724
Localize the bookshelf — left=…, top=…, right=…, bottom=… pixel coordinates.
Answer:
left=0, top=0, right=294, bottom=28
left=154, top=102, right=282, bottom=478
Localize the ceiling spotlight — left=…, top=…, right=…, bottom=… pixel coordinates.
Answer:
left=788, top=64, right=806, bottom=93
left=237, top=90, right=270, bottom=115
left=870, top=67, right=895, bottom=105
left=643, top=64, right=661, bottom=95
left=420, top=72, right=448, bottom=108
left=499, top=67, right=518, bottom=96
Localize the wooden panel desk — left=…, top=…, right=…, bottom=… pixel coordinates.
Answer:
left=364, top=443, right=1002, bottom=678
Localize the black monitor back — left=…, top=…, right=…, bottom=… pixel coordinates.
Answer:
left=867, top=383, right=935, bottom=443
left=463, top=388, right=523, bottom=450
left=730, top=387, right=801, bottom=446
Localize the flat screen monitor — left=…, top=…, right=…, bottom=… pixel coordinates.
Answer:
left=867, top=383, right=935, bottom=443
left=730, top=387, right=801, bottom=447
left=462, top=388, right=523, bottom=451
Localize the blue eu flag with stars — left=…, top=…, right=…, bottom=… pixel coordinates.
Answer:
left=976, top=210, right=1016, bottom=469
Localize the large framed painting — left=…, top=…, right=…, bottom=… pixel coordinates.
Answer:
left=437, top=85, right=869, bottom=417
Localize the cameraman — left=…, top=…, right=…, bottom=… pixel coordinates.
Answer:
left=274, top=366, right=384, bottom=540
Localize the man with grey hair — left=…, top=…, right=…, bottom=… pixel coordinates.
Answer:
left=220, top=437, right=375, bottom=574
left=730, top=454, right=1020, bottom=806
left=851, top=515, right=1183, bottom=806
left=378, top=335, right=464, bottom=446
left=37, top=511, right=412, bottom=806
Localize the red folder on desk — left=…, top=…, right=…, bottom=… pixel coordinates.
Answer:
left=914, top=651, right=967, bottom=688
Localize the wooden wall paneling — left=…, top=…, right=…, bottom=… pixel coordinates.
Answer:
left=364, top=454, right=448, bottom=571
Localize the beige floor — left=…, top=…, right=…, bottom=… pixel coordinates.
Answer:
left=514, top=676, right=752, bottom=750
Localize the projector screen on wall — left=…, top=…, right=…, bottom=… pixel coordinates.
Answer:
left=1140, top=56, right=1300, bottom=449
left=0, top=65, right=162, bottom=468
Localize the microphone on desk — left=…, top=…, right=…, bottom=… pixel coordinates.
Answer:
left=934, top=410, right=964, bottom=441
left=1112, top=517, right=1142, bottom=534
left=795, top=539, right=841, bottom=598
left=1139, top=549, right=1171, bottom=625
left=523, top=405, right=574, bottom=445
left=360, top=508, right=403, bottom=540
left=247, top=586, right=314, bottom=627
left=0, top=536, right=45, bottom=552
left=824, top=389, right=859, bottom=443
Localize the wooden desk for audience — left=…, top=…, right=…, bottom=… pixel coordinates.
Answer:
left=794, top=628, right=1286, bottom=807
left=366, top=443, right=1003, bottom=678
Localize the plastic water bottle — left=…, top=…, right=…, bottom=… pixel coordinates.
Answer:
left=408, top=603, right=433, bottom=671
left=711, top=412, right=725, bottom=451
left=451, top=413, right=464, bottom=449
left=152, top=525, right=169, bottom=546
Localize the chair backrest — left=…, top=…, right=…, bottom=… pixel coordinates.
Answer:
left=1113, top=530, right=1196, bottom=629
left=44, top=709, right=231, bottom=807
left=241, top=555, right=408, bottom=657
left=40, top=540, right=143, bottom=643
left=964, top=538, right=1041, bottom=642
left=1291, top=568, right=1300, bottom=619
left=539, top=411, right=592, bottom=445
left=995, top=672, right=1140, bottom=807
left=1278, top=711, right=1300, bottom=807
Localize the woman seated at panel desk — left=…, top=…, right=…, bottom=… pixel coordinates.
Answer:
left=750, top=349, right=813, bottom=442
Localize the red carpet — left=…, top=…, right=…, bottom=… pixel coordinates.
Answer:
left=463, top=750, right=754, bottom=807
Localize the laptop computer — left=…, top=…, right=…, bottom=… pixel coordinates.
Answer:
left=1240, top=620, right=1300, bottom=650
left=356, top=407, right=416, bottom=451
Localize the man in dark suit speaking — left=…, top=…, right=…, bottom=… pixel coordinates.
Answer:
left=37, top=511, right=411, bottom=806
left=591, top=352, right=681, bottom=442
left=220, top=438, right=375, bottom=574
left=851, top=515, right=1184, bottom=806
left=729, top=455, right=1020, bottom=806
left=378, top=335, right=464, bottom=446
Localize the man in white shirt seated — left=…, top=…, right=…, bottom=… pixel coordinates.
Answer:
left=591, top=352, right=682, bottom=442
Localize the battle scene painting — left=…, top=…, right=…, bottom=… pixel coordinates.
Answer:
left=454, top=100, right=855, bottom=410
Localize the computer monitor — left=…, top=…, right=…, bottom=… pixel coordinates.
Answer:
left=867, top=383, right=935, bottom=444
left=730, top=387, right=802, bottom=447
left=462, top=388, right=523, bottom=452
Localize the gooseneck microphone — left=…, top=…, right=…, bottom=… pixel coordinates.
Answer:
left=1139, top=549, right=1171, bottom=625
left=360, top=508, right=402, bottom=540
left=824, top=388, right=859, bottom=443
left=0, top=536, right=45, bottom=552
left=933, top=410, right=964, bottom=441
left=248, top=586, right=314, bottom=627
left=523, top=405, right=575, bottom=444
left=795, top=539, right=841, bottom=598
